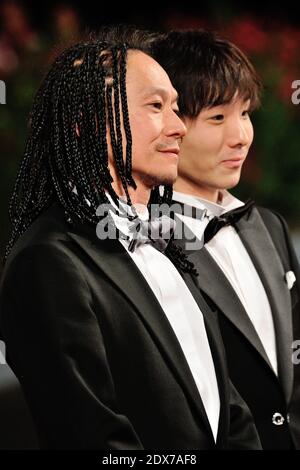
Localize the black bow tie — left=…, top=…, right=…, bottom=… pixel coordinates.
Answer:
left=203, top=199, right=255, bottom=244
left=98, top=199, right=176, bottom=254
left=127, top=215, right=176, bottom=253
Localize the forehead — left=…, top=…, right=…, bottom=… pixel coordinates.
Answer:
left=205, top=94, right=251, bottom=110
left=126, top=50, right=177, bottom=100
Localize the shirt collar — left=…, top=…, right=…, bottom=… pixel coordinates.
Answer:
left=105, top=192, right=149, bottom=238
left=173, top=190, right=244, bottom=217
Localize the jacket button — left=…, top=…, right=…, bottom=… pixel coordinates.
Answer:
left=272, top=412, right=285, bottom=426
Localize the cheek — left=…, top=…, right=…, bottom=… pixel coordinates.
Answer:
left=130, top=115, right=161, bottom=149
left=131, top=129, right=151, bottom=159
left=245, top=120, right=254, bottom=146
left=194, top=125, right=223, bottom=152
left=130, top=123, right=158, bottom=169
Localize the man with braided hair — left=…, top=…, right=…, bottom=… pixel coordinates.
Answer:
left=0, top=29, right=260, bottom=449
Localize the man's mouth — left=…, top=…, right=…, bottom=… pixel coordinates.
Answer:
left=158, top=148, right=180, bottom=158
left=220, top=156, right=245, bottom=168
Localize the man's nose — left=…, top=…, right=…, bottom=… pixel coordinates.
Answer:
left=165, top=111, right=187, bottom=139
left=227, top=120, right=252, bottom=148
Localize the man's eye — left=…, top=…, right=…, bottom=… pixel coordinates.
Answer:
left=210, top=114, right=224, bottom=121
left=151, top=102, right=162, bottom=109
left=242, top=110, right=250, bottom=117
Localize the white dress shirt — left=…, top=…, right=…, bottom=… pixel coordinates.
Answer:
left=107, top=197, right=220, bottom=441
left=173, top=190, right=278, bottom=376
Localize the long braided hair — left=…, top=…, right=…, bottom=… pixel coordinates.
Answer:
left=4, top=32, right=197, bottom=276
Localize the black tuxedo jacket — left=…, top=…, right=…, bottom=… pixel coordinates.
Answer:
left=0, top=202, right=261, bottom=450
left=179, top=205, right=300, bottom=449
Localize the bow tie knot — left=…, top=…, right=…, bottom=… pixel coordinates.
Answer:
left=203, top=199, right=255, bottom=244
left=128, top=215, right=176, bottom=253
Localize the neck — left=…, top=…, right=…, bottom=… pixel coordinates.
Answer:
left=111, top=176, right=151, bottom=207
left=127, top=185, right=151, bottom=206
left=174, top=175, right=221, bottom=204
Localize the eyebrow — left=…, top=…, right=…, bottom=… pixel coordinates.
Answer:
left=205, top=98, right=251, bottom=110
left=141, top=86, right=178, bottom=103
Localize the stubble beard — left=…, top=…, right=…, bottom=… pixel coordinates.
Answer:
left=134, top=169, right=177, bottom=189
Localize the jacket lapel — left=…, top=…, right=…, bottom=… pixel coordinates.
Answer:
left=187, top=246, right=274, bottom=371
left=182, top=271, right=229, bottom=448
left=175, top=207, right=294, bottom=403
left=67, top=222, right=215, bottom=443
left=235, top=207, right=293, bottom=402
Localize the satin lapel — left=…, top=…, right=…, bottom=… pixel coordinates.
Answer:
left=236, top=207, right=293, bottom=402
left=181, top=271, right=229, bottom=447
left=195, top=248, right=274, bottom=370
left=174, top=225, right=274, bottom=371
left=67, top=224, right=214, bottom=442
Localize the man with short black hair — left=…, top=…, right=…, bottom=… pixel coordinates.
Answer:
left=152, top=29, right=300, bottom=449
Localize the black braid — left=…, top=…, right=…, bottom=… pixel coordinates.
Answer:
left=106, top=85, right=131, bottom=203
left=112, top=48, right=124, bottom=172
left=165, top=242, right=199, bottom=277
left=119, top=46, right=136, bottom=188
left=148, top=186, right=199, bottom=276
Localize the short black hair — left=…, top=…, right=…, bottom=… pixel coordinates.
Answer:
left=151, top=29, right=263, bottom=118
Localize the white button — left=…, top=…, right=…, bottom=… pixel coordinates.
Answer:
left=272, top=412, right=285, bottom=426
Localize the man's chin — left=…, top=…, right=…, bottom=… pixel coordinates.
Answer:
left=221, top=172, right=242, bottom=190
left=227, top=178, right=242, bottom=190
left=137, top=171, right=177, bottom=188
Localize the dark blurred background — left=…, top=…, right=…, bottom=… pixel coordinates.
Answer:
left=0, top=0, right=300, bottom=450
left=1, top=0, right=300, bottom=270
